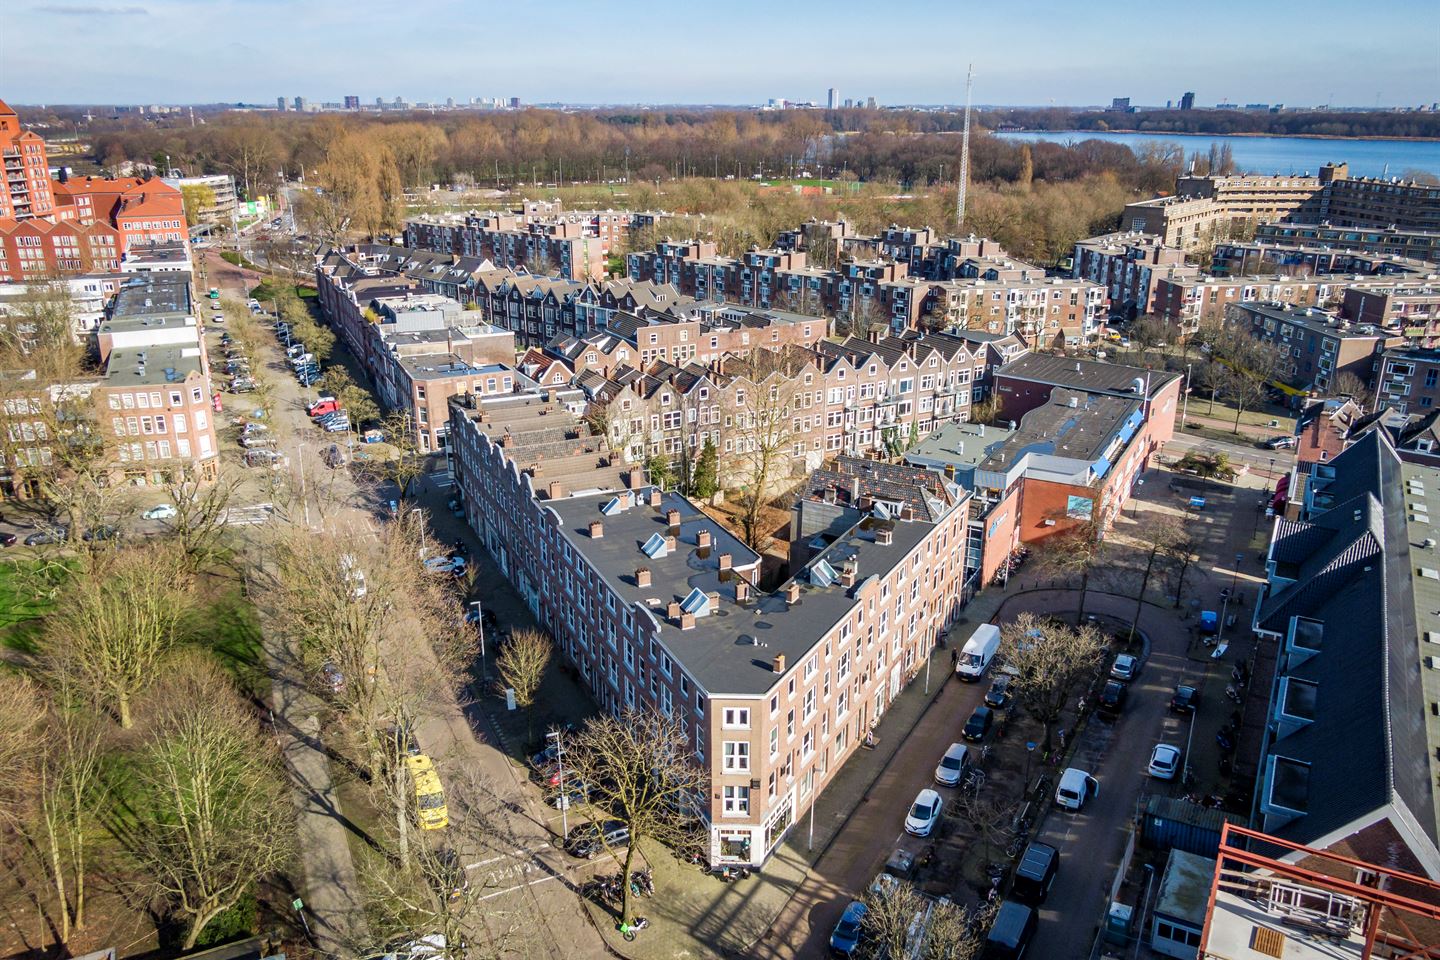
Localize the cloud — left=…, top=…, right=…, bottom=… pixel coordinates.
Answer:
left=32, top=4, right=149, bottom=14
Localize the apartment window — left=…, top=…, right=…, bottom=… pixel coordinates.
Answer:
left=769, top=694, right=779, bottom=716
left=786, top=709, right=795, bottom=738
left=803, top=689, right=816, bottom=720
left=723, top=741, right=750, bottom=772
left=722, top=785, right=749, bottom=815
left=802, top=730, right=814, bottom=758
left=722, top=707, right=750, bottom=729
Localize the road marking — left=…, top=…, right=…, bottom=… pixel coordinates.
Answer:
left=477, top=872, right=562, bottom=901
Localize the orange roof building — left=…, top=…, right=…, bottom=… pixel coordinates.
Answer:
left=0, top=99, right=56, bottom=221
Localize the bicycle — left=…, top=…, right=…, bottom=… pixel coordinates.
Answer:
left=619, top=917, right=650, bottom=941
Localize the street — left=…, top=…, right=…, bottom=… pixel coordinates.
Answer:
left=203, top=251, right=607, bottom=958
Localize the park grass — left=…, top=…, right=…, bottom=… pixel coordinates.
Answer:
left=0, top=556, right=67, bottom=656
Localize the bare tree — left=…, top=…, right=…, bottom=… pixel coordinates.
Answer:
left=1125, top=514, right=1186, bottom=643
left=0, top=674, right=43, bottom=829
left=32, top=696, right=104, bottom=944
left=999, top=612, right=1107, bottom=752
left=1032, top=494, right=1107, bottom=624
left=495, top=627, right=552, bottom=749
left=42, top=543, right=197, bottom=728
left=1328, top=370, right=1368, bottom=404
left=862, top=880, right=928, bottom=959
left=372, top=410, right=427, bottom=499
left=165, top=475, right=239, bottom=572
left=946, top=789, right=1021, bottom=868
left=1158, top=520, right=1202, bottom=608
left=565, top=709, right=707, bottom=926
left=920, top=899, right=998, bottom=960
left=728, top=348, right=808, bottom=552
left=128, top=652, right=294, bottom=949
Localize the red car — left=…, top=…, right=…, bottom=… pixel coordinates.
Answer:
left=309, top=400, right=340, bottom=418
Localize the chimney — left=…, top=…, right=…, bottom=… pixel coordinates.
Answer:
left=649, top=488, right=663, bottom=508
left=698, top=529, right=713, bottom=550
left=588, top=520, right=604, bottom=538
left=719, top=552, right=733, bottom=582
left=876, top=527, right=894, bottom=546
left=735, top=579, right=751, bottom=603
left=636, top=566, right=652, bottom=588
left=627, top=467, right=645, bottom=489
left=680, top=612, right=696, bottom=630
left=772, top=654, right=787, bottom=674
left=841, top=563, right=857, bottom=588
left=707, top=591, right=721, bottom=609
left=849, top=476, right=861, bottom=502
left=547, top=480, right=563, bottom=499
left=667, top=601, right=682, bottom=621
left=664, top=535, right=677, bottom=554
left=785, top=582, right=801, bottom=604
left=666, top=508, right=681, bottom=533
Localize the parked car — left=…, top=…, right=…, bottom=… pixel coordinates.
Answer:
left=962, top=706, right=994, bottom=742
left=24, top=525, right=68, bottom=546
left=1011, top=841, right=1060, bottom=905
left=1169, top=684, right=1199, bottom=714
left=564, top=819, right=629, bottom=859
left=1110, top=653, right=1140, bottom=681
left=1054, top=767, right=1099, bottom=811
left=1148, top=744, right=1182, bottom=780
left=0, top=532, right=15, bottom=547
left=310, top=400, right=341, bottom=418
left=933, top=742, right=970, bottom=787
left=984, top=674, right=1013, bottom=709
left=1097, top=680, right=1128, bottom=720
left=904, top=789, right=944, bottom=837
left=829, top=900, right=867, bottom=957
left=423, top=556, right=463, bottom=575
left=984, top=900, right=1037, bottom=959
left=322, top=419, right=350, bottom=433
left=143, top=503, right=177, bottom=520
left=1265, top=435, right=1297, bottom=450
left=82, top=525, right=119, bottom=542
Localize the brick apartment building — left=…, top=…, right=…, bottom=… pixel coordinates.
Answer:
left=51, top=175, right=189, bottom=251
left=1210, top=239, right=1437, bottom=279
left=1, top=272, right=221, bottom=498
left=1151, top=274, right=1337, bottom=330
left=1072, top=232, right=1196, bottom=321
left=405, top=209, right=625, bottom=281
left=448, top=393, right=973, bottom=868
left=1342, top=279, right=1440, bottom=340
left=0, top=216, right=121, bottom=282
left=1373, top=347, right=1440, bottom=414
left=1252, top=222, right=1440, bottom=263
left=0, top=99, right=56, bottom=220
left=1224, top=302, right=1402, bottom=396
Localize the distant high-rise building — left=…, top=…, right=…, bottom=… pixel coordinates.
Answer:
left=394, top=96, right=404, bottom=105
left=827, top=87, right=838, bottom=110
left=1110, top=97, right=1131, bottom=112
left=344, top=95, right=360, bottom=110
left=509, top=97, right=521, bottom=109
left=445, top=97, right=456, bottom=109
left=293, top=96, right=305, bottom=111
left=1180, top=91, right=1195, bottom=111
left=865, top=96, right=877, bottom=109
left=376, top=96, right=385, bottom=107
left=276, top=96, right=287, bottom=112
left=844, top=98, right=854, bottom=109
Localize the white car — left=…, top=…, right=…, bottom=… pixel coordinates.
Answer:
left=904, top=788, right=944, bottom=837
left=1148, top=744, right=1182, bottom=780
left=143, top=504, right=177, bottom=521
left=1110, top=654, right=1139, bottom=681
left=933, top=742, right=970, bottom=787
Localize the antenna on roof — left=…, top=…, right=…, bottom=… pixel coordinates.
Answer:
left=957, top=64, right=974, bottom=232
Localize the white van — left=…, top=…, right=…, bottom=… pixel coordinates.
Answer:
left=1055, top=767, right=1099, bottom=811
left=956, top=623, right=1001, bottom=681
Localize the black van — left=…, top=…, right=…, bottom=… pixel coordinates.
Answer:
left=1010, top=841, right=1059, bottom=905
left=984, top=900, right=1037, bottom=959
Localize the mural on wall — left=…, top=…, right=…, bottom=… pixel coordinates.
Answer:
left=1066, top=495, right=1094, bottom=519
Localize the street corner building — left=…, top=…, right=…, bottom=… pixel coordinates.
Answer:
left=447, top=390, right=974, bottom=868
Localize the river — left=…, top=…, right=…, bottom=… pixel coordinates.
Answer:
left=992, top=129, right=1440, bottom=179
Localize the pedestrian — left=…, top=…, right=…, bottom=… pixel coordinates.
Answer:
left=1058, top=728, right=1067, bottom=750
left=1077, top=696, right=1087, bottom=715
left=950, top=648, right=959, bottom=670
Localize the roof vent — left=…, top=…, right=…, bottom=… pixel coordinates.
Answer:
left=642, top=533, right=669, bottom=559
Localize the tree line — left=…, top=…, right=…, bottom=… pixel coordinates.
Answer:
left=993, top=106, right=1440, bottom=140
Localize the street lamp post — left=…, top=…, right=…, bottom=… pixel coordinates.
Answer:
left=297, top=441, right=310, bottom=528
left=1025, top=741, right=1037, bottom=795
left=1182, top=363, right=1193, bottom=425
left=547, top=729, right=568, bottom=839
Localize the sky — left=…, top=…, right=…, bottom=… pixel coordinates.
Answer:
left=4, top=0, right=1439, bottom=108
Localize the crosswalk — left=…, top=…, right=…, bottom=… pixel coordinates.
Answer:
left=222, top=503, right=275, bottom=526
